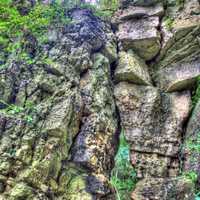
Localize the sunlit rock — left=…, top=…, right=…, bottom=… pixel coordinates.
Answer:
left=115, top=50, right=152, bottom=85
left=112, top=3, right=164, bottom=25
left=114, top=82, right=191, bottom=156
left=117, top=16, right=161, bottom=60
left=155, top=58, right=200, bottom=92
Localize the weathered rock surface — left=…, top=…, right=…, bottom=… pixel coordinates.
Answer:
left=130, top=152, right=179, bottom=178
left=71, top=53, right=118, bottom=175
left=1, top=0, right=200, bottom=199
left=0, top=8, right=118, bottom=200
left=114, top=82, right=191, bottom=156
left=117, top=16, right=161, bottom=60
left=114, top=50, right=152, bottom=85
left=156, top=0, right=200, bottom=69
left=183, top=100, right=200, bottom=184
left=131, top=177, right=195, bottom=200
left=119, top=0, right=162, bottom=8
left=155, top=58, right=200, bottom=92
left=112, top=3, right=164, bottom=24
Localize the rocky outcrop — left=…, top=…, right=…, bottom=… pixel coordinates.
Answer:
left=0, top=8, right=119, bottom=200
left=0, top=0, right=200, bottom=199
left=131, top=177, right=195, bottom=200
left=116, top=16, right=161, bottom=60
left=113, top=0, right=200, bottom=199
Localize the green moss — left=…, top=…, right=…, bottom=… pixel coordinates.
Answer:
left=176, top=0, right=185, bottom=9
left=0, top=99, right=37, bottom=124
left=164, top=16, right=174, bottom=31
left=183, top=171, right=198, bottom=183
left=192, top=77, right=200, bottom=107
left=110, top=130, right=137, bottom=200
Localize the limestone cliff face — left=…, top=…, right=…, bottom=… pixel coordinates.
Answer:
left=0, top=0, right=200, bottom=200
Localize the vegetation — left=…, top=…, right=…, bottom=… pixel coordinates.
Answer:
left=110, top=130, right=137, bottom=200
left=0, top=99, right=37, bottom=124
left=164, top=16, right=174, bottom=31
left=192, top=77, right=200, bottom=108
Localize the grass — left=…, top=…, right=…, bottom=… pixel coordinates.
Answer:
left=110, top=130, right=137, bottom=200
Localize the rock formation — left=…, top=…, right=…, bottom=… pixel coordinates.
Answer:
left=0, top=0, right=200, bottom=199
left=114, top=0, right=200, bottom=199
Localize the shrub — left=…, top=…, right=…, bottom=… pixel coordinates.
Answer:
left=110, top=130, right=137, bottom=200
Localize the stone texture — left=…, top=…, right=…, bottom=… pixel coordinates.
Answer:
left=114, top=82, right=191, bottom=156
left=117, top=16, right=161, bottom=60
left=112, top=3, right=164, bottom=25
left=156, top=0, right=200, bottom=69
left=183, top=100, right=200, bottom=184
left=131, top=177, right=195, bottom=200
left=0, top=8, right=118, bottom=200
left=115, top=50, right=152, bottom=85
left=119, top=0, right=162, bottom=8
left=155, top=58, right=200, bottom=92
left=71, top=53, right=118, bottom=177
left=130, top=152, right=179, bottom=178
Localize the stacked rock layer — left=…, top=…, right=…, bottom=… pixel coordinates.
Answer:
left=113, top=0, right=200, bottom=199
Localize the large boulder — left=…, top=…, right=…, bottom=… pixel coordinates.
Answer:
left=114, top=82, right=191, bottom=156
left=114, top=50, right=152, bottom=85
left=116, top=16, right=161, bottom=60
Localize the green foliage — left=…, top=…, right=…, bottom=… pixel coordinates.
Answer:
left=110, top=130, right=137, bottom=200
left=0, top=0, right=71, bottom=55
left=185, top=133, right=200, bottom=153
left=176, top=0, right=185, bottom=9
left=164, top=16, right=174, bottom=30
left=183, top=171, right=198, bottom=183
left=79, top=0, right=119, bottom=19
left=0, top=99, right=37, bottom=125
left=192, top=77, right=200, bottom=108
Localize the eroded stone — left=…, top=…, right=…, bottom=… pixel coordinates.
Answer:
left=115, top=50, right=152, bottom=85
left=114, top=82, right=191, bottom=156
left=117, top=17, right=161, bottom=60
left=183, top=100, right=200, bottom=183
left=132, top=177, right=195, bottom=200
left=155, top=58, right=200, bottom=92
left=130, top=152, right=179, bottom=178
left=156, top=0, right=200, bottom=68
left=112, top=3, right=164, bottom=25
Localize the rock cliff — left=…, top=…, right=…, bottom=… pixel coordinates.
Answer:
left=0, top=0, right=200, bottom=200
